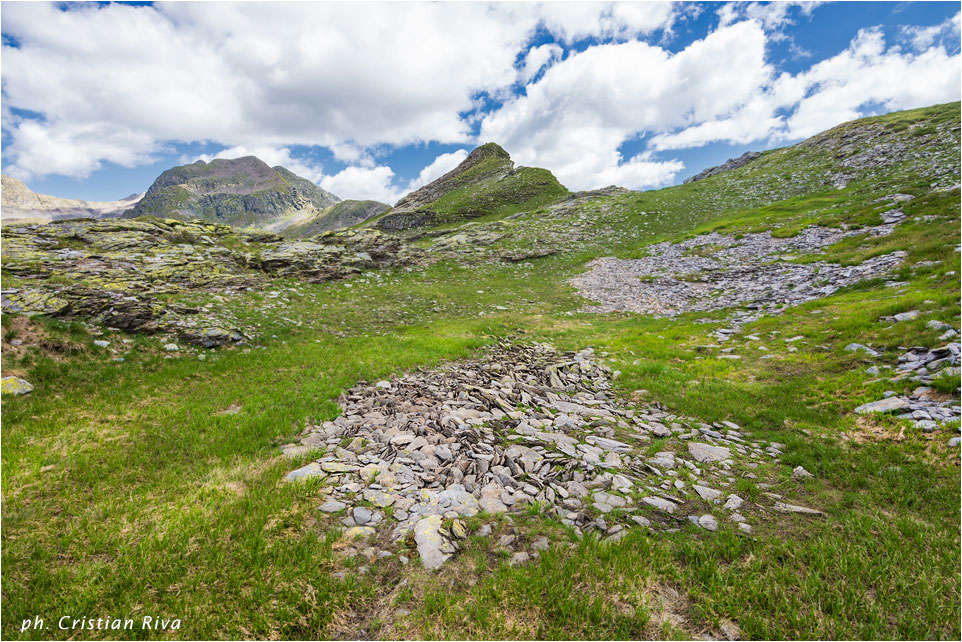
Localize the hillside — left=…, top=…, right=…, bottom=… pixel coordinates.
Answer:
left=1, top=174, right=142, bottom=223
left=372, top=142, right=569, bottom=232
left=127, top=156, right=339, bottom=230
left=282, top=199, right=391, bottom=238
left=2, top=102, right=960, bottom=641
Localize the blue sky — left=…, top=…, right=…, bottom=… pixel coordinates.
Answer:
left=2, top=1, right=959, bottom=203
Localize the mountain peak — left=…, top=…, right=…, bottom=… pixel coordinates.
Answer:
left=467, top=142, right=510, bottom=162
left=374, top=142, right=568, bottom=231
left=128, top=156, right=339, bottom=229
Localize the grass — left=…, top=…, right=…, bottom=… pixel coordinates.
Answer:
left=2, top=102, right=960, bottom=640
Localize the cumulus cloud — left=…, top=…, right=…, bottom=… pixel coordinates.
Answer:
left=718, top=2, right=823, bottom=40
left=649, top=24, right=960, bottom=150
left=319, top=165, right=402, bottom=204
left=1, top=1, right=959, bottom=195
left=481, top=21, right=773, bottom=189
left=0, top=2, right=537, bottom=178
left=534, top=1, right=679, bottom=43
left=519, top=44, right=564, bottom=83
left=901, top=11, right=961, bottom=53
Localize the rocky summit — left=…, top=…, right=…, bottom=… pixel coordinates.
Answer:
left=127, top=156, right=339, bottom=230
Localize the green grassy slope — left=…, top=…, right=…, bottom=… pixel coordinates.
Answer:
left=2, top=103, right=959, bottom=640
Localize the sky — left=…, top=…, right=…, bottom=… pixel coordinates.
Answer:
left=1, top=1, right=959, bottom=204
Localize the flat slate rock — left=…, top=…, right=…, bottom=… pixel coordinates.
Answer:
left=688, top=442, right=731, bottom=463
left=284, top=462, right=325, bottom=483
left=854, top=397, right=910, bottom=414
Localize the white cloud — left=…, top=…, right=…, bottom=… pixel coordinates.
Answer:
left=901, top=11, right=961, bottom=53
left=406, top=149, right=470, bottom=192
left=0, top=1, right=681, bottom=182
left=1, top=1, right=958, bottom=195
left=0, top=2, right=541, bottom=178
left=481, top=21, right=773, bottom=189
left=634, top=23, right=960, bottom=151
left=2, top=119, right=159, bottom=181
left=534, top=2, right=678, bottom=44
left=520, top=44, right=564, bottom=83
left=319, top=165, right=402, bottom=204
left=718, top=2, right=824, bottom=40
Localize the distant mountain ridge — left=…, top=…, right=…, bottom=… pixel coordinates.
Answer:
left=283, top=200, right=391, bottom=238
left=1, top=174, right=142, bottom=223
left=127, top=156, right=339, bottom=230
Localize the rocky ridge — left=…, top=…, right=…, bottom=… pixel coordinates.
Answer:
left=1, top=174, right=142, bottom=222
left=283, top=341, right=819, bottom=570
left=1, top=218, right=421, bottom=346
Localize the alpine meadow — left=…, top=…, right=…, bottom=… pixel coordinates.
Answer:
left=1, top=2, right=960, bottom=641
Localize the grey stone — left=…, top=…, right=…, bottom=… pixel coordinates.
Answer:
left=697, top=514, right=718, bottom=531
left=1, top=377, right=34, bottom=396
left=854, top=397, right=910, bottom=414
left=285, top=462, right=325, bottom=483
left=893, top=310, right=919, bottom=322
left=688, top=442, right=731, bottom=463
left=319, top=499, right=347, bottom=513
left=792, top=465, right=814, bottom=480
left=414, top=515, right=450, bottom=570
left=693, top=484, right=723, bottom=503
left=845, top=343, right=879, bottom=356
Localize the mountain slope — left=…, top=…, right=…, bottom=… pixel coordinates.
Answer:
left=1, top=174, right=142, bottom=223
left=372, top=143, right=569, bottom=231
left=282, top=199, right=391, bottom=238
left=127, top=156, right=339, bottom=230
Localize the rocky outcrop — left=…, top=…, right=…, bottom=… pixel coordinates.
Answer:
left=1, top=218, right=420, bottom=346
left=1, top=174, right=142, bottom=222
left=374, top=143, right=568, bottom=231
left=127, top=157, right=339, bottom=230
left=684, top=152, right=762, bottom=184
left=283, top=200, right=390, bottom=237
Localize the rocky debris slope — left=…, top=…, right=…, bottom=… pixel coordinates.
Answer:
left=684, top=152, right=762, bottom=184
left=284, top=342, right=818, bottom=570
left=1, top=174, right=142, bottom=222
left=1, top=219, right=421, bottom=346
left=374, top=143, right=568, bottom=232
left=128, top=156, right=339, bottom=230
left=571, top=219, right=903, bottom=323
left=801, top=109, right=962, bottom=190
